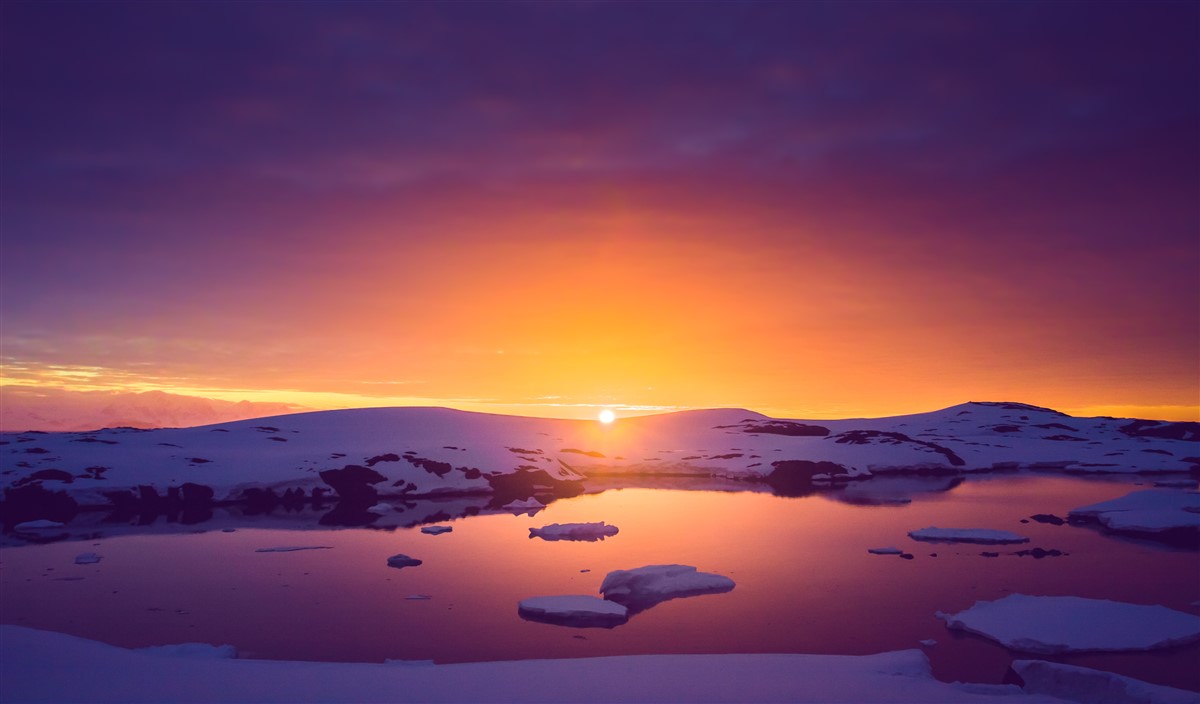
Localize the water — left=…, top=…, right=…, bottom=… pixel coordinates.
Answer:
left=2, top=475, right=1198, bottom=691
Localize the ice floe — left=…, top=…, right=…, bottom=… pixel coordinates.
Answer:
left=600, top=564, right=735, bottom=611
left=1011, top=659, right=1200, bottom=704
left=867, top=546, right=903, bottom=555
left=1069, top=489, right=1200, bottom=537
left=937, top=594, right=1200, bottom=654
left=529, top=522, right=619, bottom=542
left=420, top=525, right=453, bottom=535
left=74, top=552, right=102, bottom=565
left=387, top=553, right=422, bottom=569
left=254, top=546, right=333, bottom=553
left=908, top=527, right=1030, bottom=544
left=517, top=595, right=629, bottom=628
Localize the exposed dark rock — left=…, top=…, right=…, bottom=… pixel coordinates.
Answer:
left=507, top=447, right=544, bottom=455
left=319, top=465, right=387, bottom=501
left=1119, top=420, right=1200, bottom=442
left=1014, top=548, right=1066, bottom=558
left=365, top=453, right=401, bottom=467
left=1043, top=435, right=1087, bottom=442
left=990, top=425, right=1021, bottom=433
left=1030, top=513, right=1066, bottom=525
left=254, top=426, right=280, bottom=432
left=401, top=455, right=453, bottom=477
left=970, top=401, right=1066, bottom=416
left=180, top=482, right=214, bottom=506
left=737, top=421, right=830, bottom=437
left=2, top=484, right=79, bottom=527
left=561, top=448, right=605, bottom=458
left=1142, top=449, right=1173, bottom=456
left=72, top=438, right=118, bottom=445
left=487, top=468, right=583, bottom=505
left=1034, top=423, right=1079, bottom=432
left=12, top=469, right=74, bottom=487
left=766, top=460, right=851, bottom=497
left=23, top=447, right=50, bottom=454
left=831, top=430, right=965, bottom=467
left=188, top=458, right=212, bottom=464
left=267, top=437, right=288, bottom=442
left=706, top=453, right=743, bottom=460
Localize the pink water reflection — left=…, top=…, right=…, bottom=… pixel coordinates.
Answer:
left=1, top=475, right=1197, bottom=690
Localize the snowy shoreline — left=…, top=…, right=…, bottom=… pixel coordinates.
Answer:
left=8, top=624, right=1197, bottom=704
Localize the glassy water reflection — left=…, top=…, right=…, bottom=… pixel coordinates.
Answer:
left=2, top=475, right=1197, bottom=691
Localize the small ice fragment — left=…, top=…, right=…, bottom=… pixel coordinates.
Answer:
left=74, top=552, right=101, bottom=565
left=421, top=525, right=452, bottom=535
left=867, top=547, right=903, bottom=555
left=387, top=554, right=422, bottom=569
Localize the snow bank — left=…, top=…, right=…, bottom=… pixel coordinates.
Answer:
left=908, top=527, right=1030, bottom=544
left=600, top=564, right=735, bottom=611
left=529, top=522, right=619, bottom=542
left=517, top=595, right=629, bottom=628
left=0, top=625, right=1075, bottom=703
left=1011, top=659, right=1199, bottom=704
left=938, top=594, right=1200, bottom=654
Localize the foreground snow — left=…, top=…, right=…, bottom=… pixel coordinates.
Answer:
left=0, top=625, right=1087, bottom=703
left=1011, top=660, right=1200, bottom=704
left=938, top=594, right=1200, bottom=654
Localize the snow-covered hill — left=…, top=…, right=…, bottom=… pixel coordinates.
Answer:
left=1, top=402, right=1196, bottom=522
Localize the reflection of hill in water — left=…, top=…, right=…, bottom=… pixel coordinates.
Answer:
left=2, top=474, right=979, bottom=547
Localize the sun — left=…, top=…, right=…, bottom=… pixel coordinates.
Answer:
left=598, top=409, right=616, bottom=424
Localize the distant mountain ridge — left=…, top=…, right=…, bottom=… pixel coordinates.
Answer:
left=0, top=387, right=307, bottom=432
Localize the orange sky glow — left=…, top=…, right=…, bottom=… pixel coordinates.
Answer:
left=2, top=2, right=1197, bottom=425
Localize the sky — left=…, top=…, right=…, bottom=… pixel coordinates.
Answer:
left=1, top=1, right=1197, bottom=423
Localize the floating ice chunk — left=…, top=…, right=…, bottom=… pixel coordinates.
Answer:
left=421, top=525, right=452, bottom=535
left=938, top=594, right=1200, bottom=654
left=908, top=527, right=1029, bottom=544
left=1012, top=659, right=1199, bottom=704
left=868, top=547, right=903, bottom=555
left=518, top=595, right=628, bottom=628
left=137, top=643, right=237, bottom=659
left=600, top=564, right=735, bottom=612
left=387, top=554, right=422, bottom=569
left=13, top=520, right=64, bottom=531
left=1069, top=489, right=1200, bottom=535
left=529, top=522, right=619, bottom=542
left=503, top=498, right=545, bottom=514
left=254, top=546, right=333, bottom=553
left=74, top=552, right=101, bottom=565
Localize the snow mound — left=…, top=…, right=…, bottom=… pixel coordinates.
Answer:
left=600, top=564, right=735, bottom=611
left=387, top=553, right=422, bottom=569
left=1069, top=489, right=1200, bottom=535
left=938, top=594, right=1200, bottom=654
left=1012, top=659, right=1199, bottom=704
left=517, top=595, right=629, bottom=628
left=254, top=546, right=333, bottom=553
left=529, top=522, right=619, bottom=542
left=420, top=525, right=453, bottom=535
left=137, top=642, right=237, bottom=659
left=908, top=527, right=1029, bottom=544
left=74, top=552, right=101, bottom=565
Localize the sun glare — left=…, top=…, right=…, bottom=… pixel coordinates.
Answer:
left=598, top=409, right=616, bottom=424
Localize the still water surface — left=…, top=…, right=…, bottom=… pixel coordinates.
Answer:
left=2, top=475, right=1197, bottom=690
